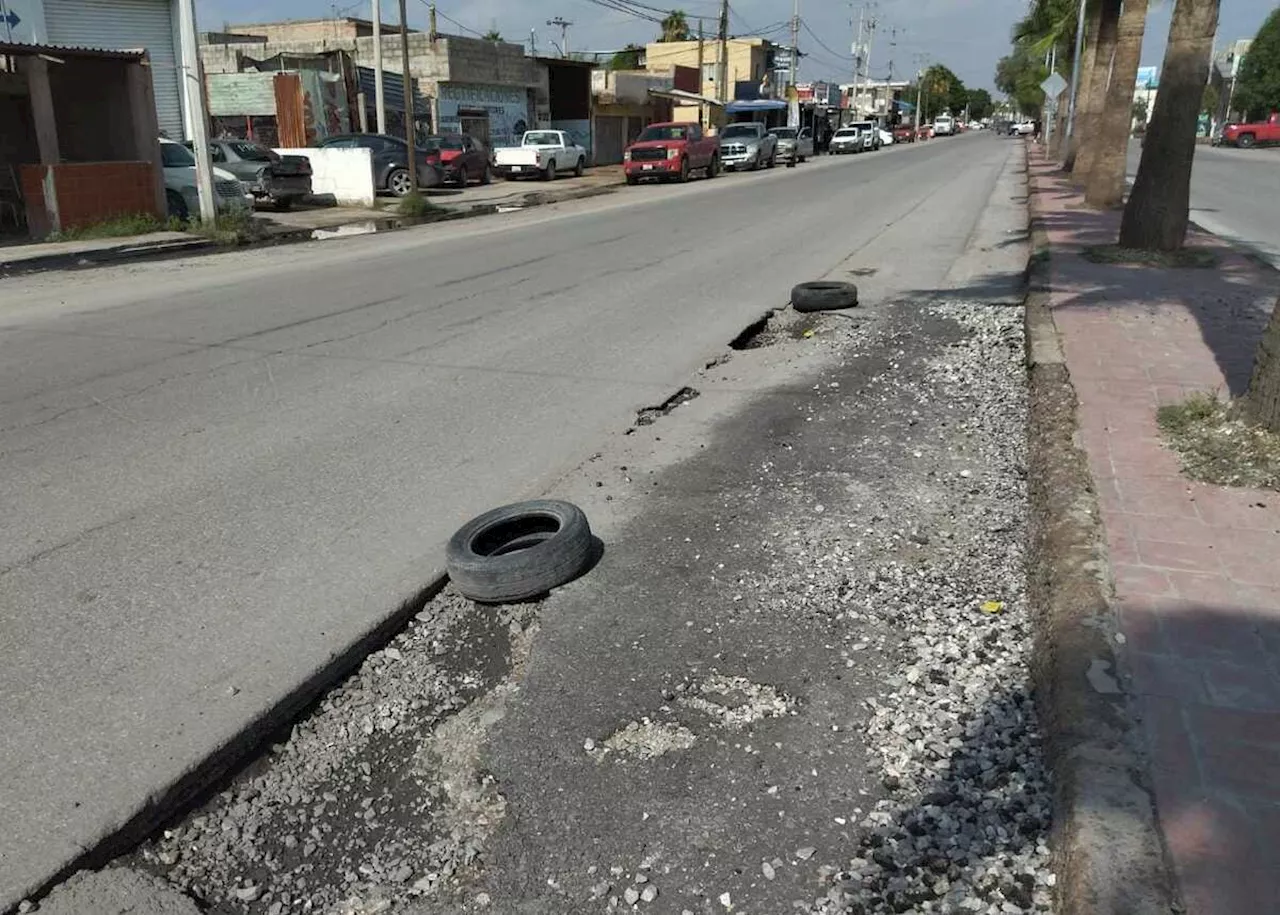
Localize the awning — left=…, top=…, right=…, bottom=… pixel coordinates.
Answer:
left=894, top=99, right=915, bottom=111
left=0, top=41, right=145, bottom=61
left=648, top=88, right=725, bottom=107
left=725, top=99, right=787, bottom=113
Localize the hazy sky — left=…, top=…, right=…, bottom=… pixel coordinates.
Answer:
left=197, top=0, right=1280, bottom=91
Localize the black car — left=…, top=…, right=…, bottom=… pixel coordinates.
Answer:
left=313, top=133, right=444, bottom=196
left=202, top=139, right=312, bottom=210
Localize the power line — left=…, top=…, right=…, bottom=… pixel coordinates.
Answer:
left=421, top=2, right=487, bottom=37
left=800, top=18, right=851, bottom=60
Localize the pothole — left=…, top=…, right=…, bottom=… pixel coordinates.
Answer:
left=635, top=387, right=700, bottom=426
left=587, top=719, right=697, bottom=761
left=728, top=311, right=776, bottom=350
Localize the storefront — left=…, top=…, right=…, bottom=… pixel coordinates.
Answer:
left=437, top=83, right=529, bottom=148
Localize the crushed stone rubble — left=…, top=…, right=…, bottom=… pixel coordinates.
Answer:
left=113, top=299, right=1049, bottom=915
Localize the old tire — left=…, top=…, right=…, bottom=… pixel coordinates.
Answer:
left=791, top=280, right=859, bottom=313
left=446, top=500, right=595, bottom=603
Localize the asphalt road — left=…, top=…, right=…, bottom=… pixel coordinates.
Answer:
left=0, top=132, right=1019, bottom=908
left=1128, top=143, right=1280, bottom=267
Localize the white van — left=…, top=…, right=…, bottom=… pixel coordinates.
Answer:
left=933, top=115, right=955, bottom=137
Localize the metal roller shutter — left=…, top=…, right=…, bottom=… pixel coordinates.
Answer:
left=44, top=0, right=184, bottom=139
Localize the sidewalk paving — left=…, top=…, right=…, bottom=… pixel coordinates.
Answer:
left=1031, top=149, right=1280, bottom=913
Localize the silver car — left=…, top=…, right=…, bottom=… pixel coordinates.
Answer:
left=769, top=126, right=814, bottom=166
left=829, top=126, right=863, bottom=155
left=719, top=122, right=778, bottom=171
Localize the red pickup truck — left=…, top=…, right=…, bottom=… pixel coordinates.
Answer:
left=1223, top=112, right=1280, bottom=148
left=624, top=121, right=720, bottom=184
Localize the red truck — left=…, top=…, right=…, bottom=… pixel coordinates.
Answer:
left=1223, top=112, right=1280, bottom=148
left=623, top=121, right=720, bottom=184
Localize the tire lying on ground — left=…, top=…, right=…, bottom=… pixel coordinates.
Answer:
left=445, top=499, right=595, bottom=603
left=791, top=280, right=859, bottom=313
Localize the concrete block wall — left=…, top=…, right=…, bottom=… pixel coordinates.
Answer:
left=275, top=147, right=374, bottom=206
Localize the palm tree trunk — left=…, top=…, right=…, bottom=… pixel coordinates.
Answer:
left=1117, top=0, right=1220, bottom=249
left=1073, top=0, right=1122, bottom=183
left=1084, top=0, right=1148, bottom=208
left=1065, top=0, right=1104, bottom=171
left=1242, top=297, right=1280, bottom=432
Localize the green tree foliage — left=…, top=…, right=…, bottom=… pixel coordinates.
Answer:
left=1201, top=81, right=1219, bottom=114
left=996, top=47, right=1050, bottom=115
left=610, top=44, right=644, bottom=70
left=966, top=88, right=995, bottom=119
left=919, top=64, right=968, bottom=117
left=1234, top=7, right=1280, bottom=120
left=659, top=9, right=691, bottom=42
left=483, top=29, right=502, bottom=42
left=996, top=0, right=1080, bottom=117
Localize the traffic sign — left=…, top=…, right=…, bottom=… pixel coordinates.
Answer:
left=1040, top=73, right=1068, bottom=99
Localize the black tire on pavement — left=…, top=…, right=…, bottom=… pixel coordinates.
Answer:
left=626, top=175, right=639, bottom=186
left=574, top=156, right=585, bottom=177
left=791, top=280, right=859, bottom=313
left=677, top=157, right=689, bottom=182
left=543, top=159, right=557, bottom=181
left=481, top=165, right=492, bottom=185
left=446, top=500, right=595, bottom=603
left=166, top=189, right=189, bottom=221
left=456, top=166, right=468, bottom=187
left=274, top=197, right=294, bottom=211
left=1236, top=133, right=1256, bottom=149
left=387, top=167, right=412, bottom=197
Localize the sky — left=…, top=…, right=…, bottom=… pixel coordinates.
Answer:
left=196, top=0, right=1280, bottom=92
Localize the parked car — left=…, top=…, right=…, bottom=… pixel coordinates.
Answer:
left=768, top=126, right=814, bottom=166
left=312, top=133, right=443, bottom=197
left=849, top=121, right=880, bottom=152
left=198, top=139, right=312, bottom=210
left=493, top=130, right=587, bottom=180
left=623, top=121, right=720, bottom=183
left=878, top=128, right=895, bottom=146
left=718, top=122, right=778, bottom=171
left=892, top=125, right=916, bottom=143
left=1010, top=120, right=1036, bottom=136
left=933, top=115, right=956, bottom=136
left=160, top=138, right=252, bottom=220
left=917, top=125, right=933, bottom=140
left=422, top=134, right=491, bottom=185
left=1222, top=112, right=1280, bottom=148
left=829, top=126, right=864, bottom=154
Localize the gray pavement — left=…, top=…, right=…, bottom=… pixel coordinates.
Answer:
left=0, top=134, right=1017, bottom=909
left=1128, top=143, right=1280, bottom=267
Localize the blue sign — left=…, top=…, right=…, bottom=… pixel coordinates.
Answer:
left=1136, top=66, right=1158, bottom=89
left=2, top=9, right=20, bottom=28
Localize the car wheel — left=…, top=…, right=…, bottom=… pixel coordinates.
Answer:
left=274, top=197, right=293, bottom=211
left=543, top=159, right=556, bottom=181
left=387, top=167, right=412, bottom=197
left=481, top=164, right=491, bottom=185
left=677, top=157, right=689, bottom=183
left=707, top=156, right=719, bottom=178
left=445, top=499, right=596, bottom=603
left=574, top=156, right=585, bottom=177
left=791, top=280, right=859, bottom=313
left=767, top=151, right=777, bottom=168
left=626, top=175, right=639, bottom=186
left=799, top=155, right=806, bottom=163
left=456, top=166, right=468, bottom=187
left=1237, top=133, right=1256, bottom=149
left=165, top=189, right=189, bottom=222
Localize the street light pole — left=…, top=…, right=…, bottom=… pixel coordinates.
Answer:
left=176, top=0, right=216, bottom=222
left=398, top=0, right=416, bottom=194
left=372, top=0, right=387, bottom=133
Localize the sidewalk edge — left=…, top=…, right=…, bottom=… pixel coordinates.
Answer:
left=1023, top=149, right=1183, bottom=915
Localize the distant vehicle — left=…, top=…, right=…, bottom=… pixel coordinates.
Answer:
left=623, top=121, right=720, bottom=183
left=160, top=138, right=252, bottom=220
left=917, top=125, right=933, bottom=140
left=1011, top=120, right=1036, bottom=136
left=1222, top=112, right=1280, bottom=148
left=849, top=121, right=880, bottom=151
left=313, top=133, right=443, bottom=196
left=878, top=128, right=895, bottom=146
left=769, top=126, right=814, bottom=166
left=829, top=126, right=864, bottom=154
left=933, top=115, right=955, bottom=136
left=719, top=122, right=778, bottom=171
left=493, top=130, right=587, bottom=180
left=892, top=125, right=916, bottom=143
left=201, top=139, right=312, bottom=210
left=421, top=134, right=491, bottom=186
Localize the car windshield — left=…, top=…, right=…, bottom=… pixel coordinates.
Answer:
left=770, top=128, right=797, bottom=139
left=834, top=128, right=860, bottom=138
left=721, top=124, right=760, bottom=139
left=523, top=132, right=561, bottom=145
left=160, top=142, right=195, bottom=167
left=423, top=135, right=465, bottom=150
left=227, top=141, right=275, bottom=162
left=637, top=125, right=688, bottom=142
left=850, top=123, right=872, bottom=130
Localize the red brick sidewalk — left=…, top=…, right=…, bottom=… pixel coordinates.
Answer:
left=1031, top=150, right=1280, bottom=912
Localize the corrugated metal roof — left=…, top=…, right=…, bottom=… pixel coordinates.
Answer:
left=0, top=40, right=146, bottom=60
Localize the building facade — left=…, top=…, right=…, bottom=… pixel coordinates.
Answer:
left=644, top=37, right=778, bottom=102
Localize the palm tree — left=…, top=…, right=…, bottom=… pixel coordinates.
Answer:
left=1242, top=298, right=1280, bottom=432
left=1119, top=0, right=1220, bottom=248
left=1084, top=0, right=1148, bottom=208
left=659, top=9, right=691, bottom=42
left=1072, top=0, right=1121, bottom=181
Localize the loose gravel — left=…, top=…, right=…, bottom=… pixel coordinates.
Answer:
left=120, top=299, right=1051, bottom=915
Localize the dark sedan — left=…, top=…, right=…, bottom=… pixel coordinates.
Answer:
left=313, top=133, right=443, bottom=197
left=422, top=134, right=491, bottom=186
left=189, top=139, right=313, bottom=210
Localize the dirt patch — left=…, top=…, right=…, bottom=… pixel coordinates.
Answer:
left=1080, top=244, right=1219, bottom=269
left=1158, top=391, right=1280, bottom=490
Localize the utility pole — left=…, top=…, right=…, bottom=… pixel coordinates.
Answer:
left=697, top=18, right=706, bottom=125
left=850, top=5, right=863, bottom=119
left=547, top=17, right=572, bottom=57
left=371, top=0, right=386, bottom=133
left=716, top=0, right=728, bottom=105
left=1064, top=0, right=1088, bottom=140
left=428, top=2, right=437, bottom=40
left=399, top=0, right=416, bottom=194
left=176, top=0, right=216, bottom=222
left=529, top=28, right=537, bottom=56
left=789, top=0, right=800, bottom=88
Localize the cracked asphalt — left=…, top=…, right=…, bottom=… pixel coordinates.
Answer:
left=1, top=133, right=1028, bottom=910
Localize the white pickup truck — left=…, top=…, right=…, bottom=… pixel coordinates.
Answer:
left=493, top=130, right=588, bottom=181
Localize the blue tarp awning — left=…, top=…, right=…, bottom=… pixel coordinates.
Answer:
left=894, top=99, right=915, bottom=111
left=725, top=99, right=787, bottom=113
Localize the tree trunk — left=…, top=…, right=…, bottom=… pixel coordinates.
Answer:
left=1050, top=91, right=1070, bottom=157
left=1073, top=0, right=1122, bottom=183
left=1065, top=0, right=1104, bottom=172
left=1084, top=0, right=1148, bottom=208
left=1117, top=0, right=1220, bottom=249
left=1242, top=296, right=1280, bottom=432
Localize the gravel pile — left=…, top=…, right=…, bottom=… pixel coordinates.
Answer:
left=795, top=302, right=1052, bottom=914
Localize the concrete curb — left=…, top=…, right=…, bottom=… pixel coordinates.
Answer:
left=1022, top=148, right=1183, bottom=915
left=0, top=236, right=216, bottom=278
